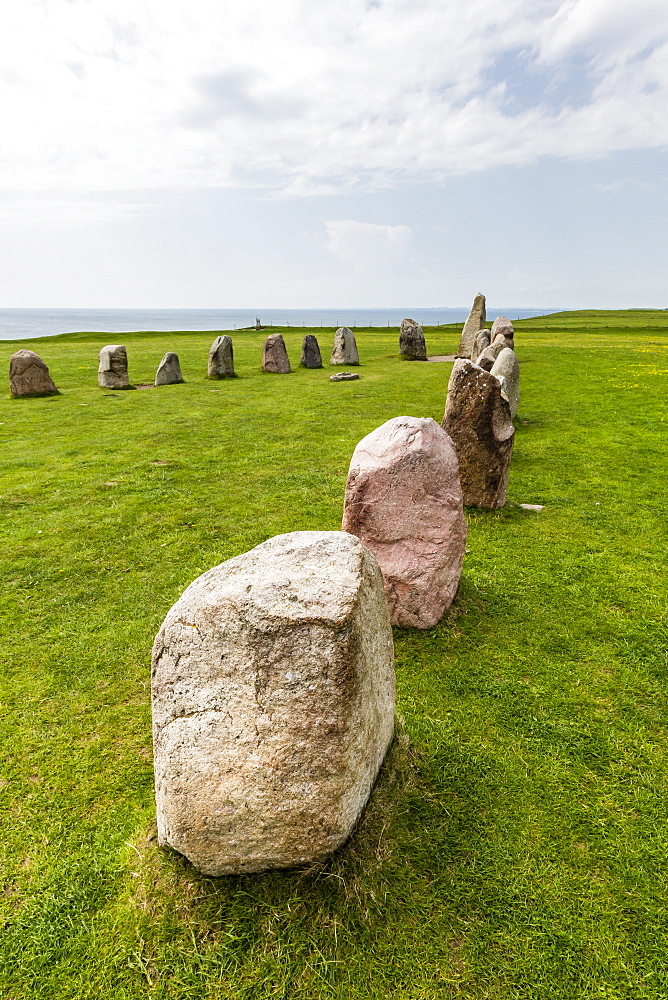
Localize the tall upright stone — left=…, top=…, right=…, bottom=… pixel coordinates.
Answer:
left=98, top=345, right=130, bottom=389
left=9, top=350, right=59, bottom=397
left=491, top=317, right=515, bottom=349
left=155, top=352, right=185, bottom=386
left=330, top=328, right=359, bottom=366
left=300, top=334, right=323, bottom=369
left=343, top=416, right=467, bottom=629
left=262, top=333, right=291, bottom=373
left=491, top=347, right=520, bottom=418
left=442, top=360, right=514, bottom=509
left=399, top=319, right=427, bottom=360
left=208, top=335, right=235, bottom=378
left=457, top=293, right=486, bottom=358
left=151, top=530, right=395, bottom=876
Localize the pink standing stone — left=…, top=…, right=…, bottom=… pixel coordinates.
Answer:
left=342, top=416, right=467, bottom=629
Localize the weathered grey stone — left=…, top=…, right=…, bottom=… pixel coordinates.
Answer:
left=491, top=347, right=520, bottom=418
left=155, top=352, right=185, bottom=386
left=300, top=334, right=323, bottom=369
left=475, top=338, right=507, bottom=371
left=399, top=319, right=427, bottom=360
left=457, top=293, right=486, bottom=358
left=472, top=330, right=490, bottom=359
left=9, top=350, right=59, bottom=397
left=442, top=360, right=514, bottom=509
left=208, top=336, right=235, bottom=378
left=343, top=416, right=467, bottom=629
left=262, top=334, right=291, bottom=373
left=491, top=316, right=515, bottom=348
left=330, top=328, right=359, bottom=366
left=330, top=372, right=360, bottom=381
left=151, top=530, right=395, bottom=876
left=98, top=345, right=130, bottom=389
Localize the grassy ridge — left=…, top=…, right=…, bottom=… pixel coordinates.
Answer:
left=1, top=314, right=667, bottom=998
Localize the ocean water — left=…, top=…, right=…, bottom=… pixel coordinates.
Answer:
left=0, top=307, right=556, bottom=341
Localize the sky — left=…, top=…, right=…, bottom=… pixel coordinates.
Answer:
left=1, top=0, right=667, bottom=309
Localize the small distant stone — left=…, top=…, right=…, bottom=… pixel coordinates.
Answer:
left=300, top=334, right=323, bottom=369
left=208, top=335, right=235, bottom=378
left=155, top=352, right=185, bottom=386
left=472, top=330, right=490, bottom=359
left=399, top=319, right=427, bottom=360
left=9, top=350, right=59, bottom=397
left=520, top=503, right=544, bottom=511
left=330, top=328, right=360, bottom=366
left=330, top=372, right=360, bottom=381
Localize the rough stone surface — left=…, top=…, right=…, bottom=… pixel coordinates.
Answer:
left=151, top=530, right=395, bottom=876
left=343, top=416, right=467, bottom=629
left=399, top=319, right=427, bottom=360
left=475, top=339, right=507, bottom=371
left=491, top=316, right=515, bottom=348
left=491, top=347, right=520, bottom=418
left=330, top=328, right=359, bottom=366
left=208, top=335, right=235, bottom=378
left=262, top=334, right=291, bottom=373
left=300, top=334, right=323, bottom=369
left=457, top=293, right=486, bottom=358
left=442, top=360, right=514, bottom=509
left=155, top=352, right=185, bottom=386
left=98, top=345, right=130, bottom=389
left=472, top=330, right=490, bottom=359
left=9, top=350, right=59, bottom=397
left=330, top=372, right=360, bottom=381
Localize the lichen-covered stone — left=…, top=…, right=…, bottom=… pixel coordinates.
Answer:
left=343, top=416, right=467, bottom=628
left=330, top=371, right=360, bottom=381
left=151, top=530, right=395, bottom=876
left=262, top=334, right=291, bottom=373
left=442, top=360, right=514, bottom=509
left=475, top=338, right=507, bottom=371
left=491, top=347, right=520, bottom=418
left=300, top=334, right=323, bottom=368
left=208, top=336, right=235, bottom=378
left=155, top=352, right=185, bottom=386
left=457, top=293, right=486, bottom=358
left=472, top=330, right=490, bottom=359
left=9, top=350, right=59, bottom=397
left=490, top=317, right=515, bottom=348
left=98, top=345, right=130, bottom=389
left=330, top=328, right=359, bottom=366
left=399, top=319, right=427, bottom=360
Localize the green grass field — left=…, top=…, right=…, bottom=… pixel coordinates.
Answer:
left=1, top=310, right=667, bottom=999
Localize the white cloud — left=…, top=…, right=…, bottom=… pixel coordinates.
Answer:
left=324, top=219, right=412, bottom=270
left=0, top=0, right=667, bottom=194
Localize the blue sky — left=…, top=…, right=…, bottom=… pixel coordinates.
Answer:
left=0, top=0, right=667, bottom=309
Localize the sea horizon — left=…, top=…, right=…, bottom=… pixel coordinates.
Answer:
left=0, top=306, right=560, bottom=341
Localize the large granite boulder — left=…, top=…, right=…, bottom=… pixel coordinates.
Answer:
left=98, top=345, right=130, bottom=389
left=442, top=360, right=514, bottom=509
left=399, top=319, right=427, bottom=360
left=491, top=316, right=515, bottom=348
left=152, top=530, right=395, bottom=876
left=491, top=347, right=520, bottom=418
left=155, top=352, right=185, bottom=386
left=262, top=334, right=291, bottom=373
left=330, top=328, right=359, bottom=366
left=457, top=293, right=486, bottom=358
left=208, top=335, right=235, bottom=378
left=472, top=330, right=490, bottom=359
left=9, top=350, right=59, bottom=397
left=343, top=416, right=467, bottom=629
left=300, top=334, right=323, bottom=369
left=475, top=338, right=507, bottom=371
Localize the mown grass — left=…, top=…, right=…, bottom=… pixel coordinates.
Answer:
left=1, top=313, right=667, bottom=999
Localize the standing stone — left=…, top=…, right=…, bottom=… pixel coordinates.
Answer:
left=98, top=345, right=130, bottom=389
left=151, top=530, right=395, bottom=876
left=155, top=352, right=185, bottom=386
left=262, top=334, right=291, bottom=373
left=491, top=317, right=515, bottom=348
left=472, top=330, right=490, bottom=359
left=399, top=319, right=427, bottom=360
left=491, top=347, right=520, bottom=418
left=475, top=338, right=507, bottom=371
left=208, top=336, right=235, bottom=378
left=442, top=360, right=514, bottom=509
left=300, top=334, right=323, bottom=369
left=330, top=328, right=359, bottom=366
left=343, top=416, right=467, bottom=629
left=457, top=293, right=486, bottom=358
left=9, top=350, right=59, bottom=397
